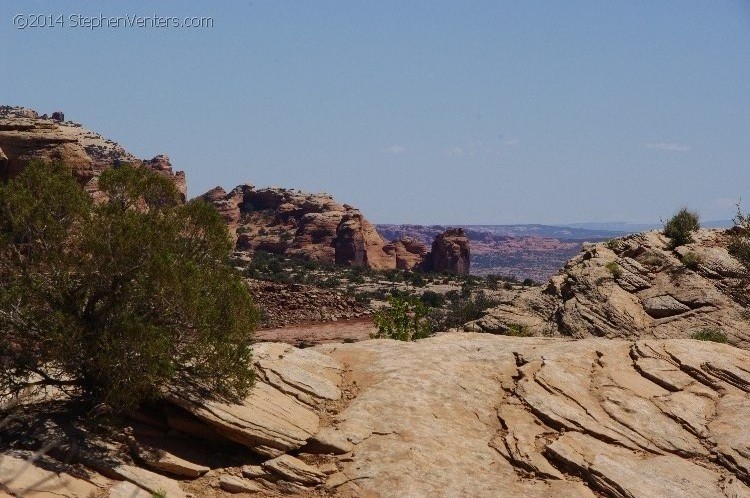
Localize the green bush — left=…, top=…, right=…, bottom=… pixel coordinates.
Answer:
left=372, top=296, right=432, bottom=341
left=605, top=261, right=623, bottom=279
left=420, top=290, right=446, bottom=308
left=663, top=208, right=700, bottom=248
left=729, top=206, right=750, bottom=269
left=0, top=162, right=258, bottom=414
left=430, top=291, right=499, bottom=331
left=681, top=251, right=702, bottom=270
left=504, top=323, right=532, bottom=337
left=691, top=328, right=728, bottom=343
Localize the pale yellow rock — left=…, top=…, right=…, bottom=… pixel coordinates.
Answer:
left=0, top=454, right=100, bottom=498
left=168, top=380, right=319, bottom=455
left=111, top=464, right=186, bottom=498
left=108, top=481, right=152, bottom=498
left=262, top=454, right=325, bottom=485
left=316, top=333, right=750, bottom=497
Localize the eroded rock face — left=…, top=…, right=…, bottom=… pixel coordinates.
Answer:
left=467, top=229, right=750, bottom=349
left=202, top=184, right=401, bottom=269
left=0, top=106, right=186, bottom=200
left=391, top=236, right=429, bottom=270
left=317, top=333, right=750, bottom=497
left=426, top=227, right=471, bottom=274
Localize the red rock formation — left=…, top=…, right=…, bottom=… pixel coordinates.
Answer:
left=202, top=184, right=399, bottom=269
left=427, top=228, right=471, bottom=275
left=392, top=237, right=429, bottom=270
left=334, top=212, right=395, bottom=268
left=0, top=106, right=186, bottom=198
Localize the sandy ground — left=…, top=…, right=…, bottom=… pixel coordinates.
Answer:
left=254, top=317, right=375, bottom=346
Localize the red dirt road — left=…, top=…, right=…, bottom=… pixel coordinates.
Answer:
left=254, top=317, right=375, bottom=346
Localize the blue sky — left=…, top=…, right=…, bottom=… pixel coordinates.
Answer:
left=2, top=1, right=749, bottom=224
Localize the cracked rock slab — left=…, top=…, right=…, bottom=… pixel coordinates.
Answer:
left=0, top=453, right=102, bottom=498
left=317, top=333, right=750, bottom=497
left=262, top=454, right=325, bottom=485
left=167, top=380, right=319, bottom=455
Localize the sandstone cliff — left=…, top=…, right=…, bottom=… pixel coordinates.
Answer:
left=466, top=228, right=750, bottom=349
left=201, top=184, right=465, bottom=271
left=0, top=106, right=186, bottom=200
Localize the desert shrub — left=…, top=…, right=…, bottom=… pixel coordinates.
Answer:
left=522, top=278, right=536, bottom=287
left=681, top=251, right=703, bottom=270
left=485, top=274, right=501, bottom=290
left=691, top=328, right=728, bottom=343
left=605, top=238, right=623, bottom=251
left=372, top=296, right=432, bottom=341
left=504, top=323, right=532, bottom=337
left=353, top=292, right=372, bottom=304
left=431, top=291, right=499, bottom=331
left=640, top=252, right=665, bottom=268
left=407, top=272, right=427, bottom=287
left=445, top=290, right=460, bottom=302
left=420, top=290, right=446, bottom=308
left=0, top=162, right=258, bottom=414
left=503, top=281, right=514, bottom=290
left=319, top=276, right=341, bottom=288
left=729, top=206, right=750, bottom=269
left=605, top=261, right=623, bottom=279
left=663, top=208, right=700, bottom=248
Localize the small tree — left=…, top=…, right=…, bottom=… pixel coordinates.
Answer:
left=372, top=296, right=432, bottom=341
left=0, top=162, right=259, bottom=413
left=663, top=208, right=700, bottom=248
left=729, top=204, right=750, bottom=269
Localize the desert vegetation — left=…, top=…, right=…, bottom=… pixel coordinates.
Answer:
left=0, top=162, right=258, bottom=413
left=663, top=207, right=700, bottom=248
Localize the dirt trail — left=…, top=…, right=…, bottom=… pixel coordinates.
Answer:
left=254, top=317, right=375, bottom=346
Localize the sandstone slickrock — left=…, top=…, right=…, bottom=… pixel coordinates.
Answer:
left=166, top=343, right=343, bottom=457
left=315, top=333, right=750, bottom=497
left=168, top=380, right=320, bottom=457
left=0, top=106, right=186, bottom=199
left=108, top=481, right=152, bottom=498
left=219, top=474, right=265, bottom=493
left=111, top=464, right=187, bottom=498
left=466, top=229, right=750, bottom=349
left=261, top=454, right=325, bottom=485
left=0, top=452, right=102, bottom=497
left=253, top=342, right=343, bottom=406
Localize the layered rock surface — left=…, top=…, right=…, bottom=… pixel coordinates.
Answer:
left=466, top=229, right=750, bottom=349
left=317, top=333, right=750, bottom=497
left=5, top=333, right=750, bottom=497
left=0, top=106, right=186, bottom=200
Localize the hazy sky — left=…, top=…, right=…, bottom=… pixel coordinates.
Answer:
left=2, top=1, right=749, bottom=224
